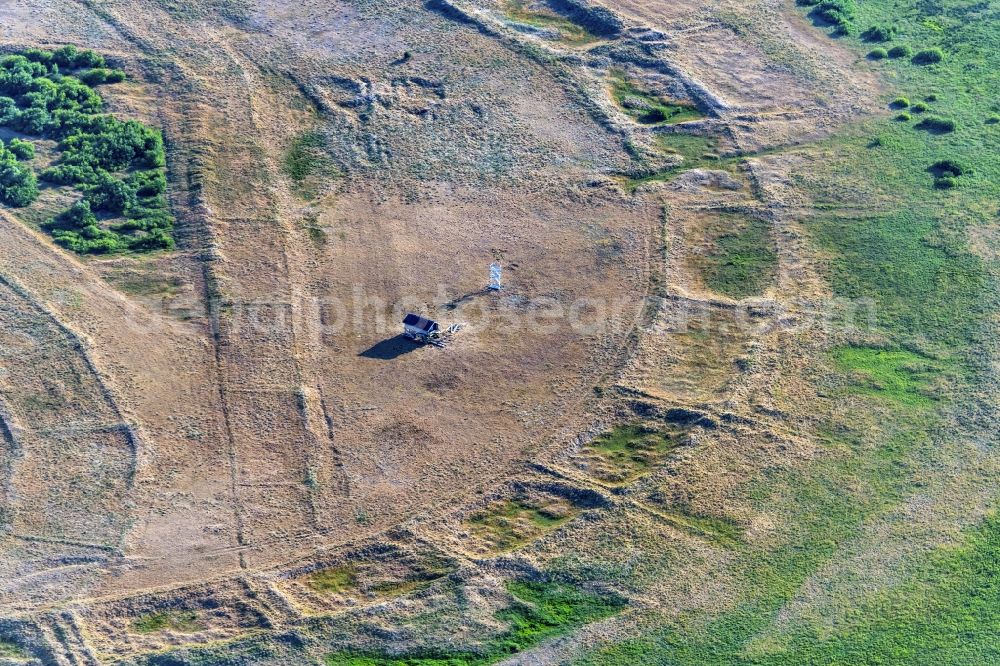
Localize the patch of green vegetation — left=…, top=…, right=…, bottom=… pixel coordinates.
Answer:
left=700, top=214, right=777, bottom=299
left=576, top=421, right=934, bottom=665
left=468, top=497, right=579, bottom=552
left=582, top=503, right=1000, bottom=665
left=501, top=1, right=598, bottom=46
left=796, top=0, right=857, bottom=34
left=650, top=507, right=745, bottom=549
left=324, top=580, right=626, bottom=666
left=861, top=24, right=895, bottom=42
left=6, top=137, right=34, bottom=160
left=832, top=345, right=949, bottom=407
left=309, top=564, right=358, bottom=594
left=0, top=140, right=38, bottom=206
left=914, top=115, right=955, bottom=133
left=610, top=73, right=703, bottom=126
left=654, top=133, right=717, bottom=161
left=133, top=610, right=202, bottom=634
left=580, top=423, right=683, bottom=485
left=0, top=48, right=173, bottom=254
left=808, top=204, right=986, bottom=349
left=0, top=639, right=26, bottom=659
left=912, top=47, right=944, bottom=65
left=746, top=510, right=1000, bottom=664
left=369, top=558, right=454, bottom=598
left=622, top=133, right=733, bottom=192
left=284, top=131, right=339, bottom=199
left=868, top=47, right=888, bottom=60
left=299, top=212, right=327, bottom=247
left=887, top=44, right=912, bottom=59
left=114, top=274, right=183, bottom=297
left=582, top=2, right=999, bottom=663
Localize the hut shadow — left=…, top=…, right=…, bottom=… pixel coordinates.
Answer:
left=443, top=287, right=490, bottom=311
left=359, top=335, right=421, bottom=360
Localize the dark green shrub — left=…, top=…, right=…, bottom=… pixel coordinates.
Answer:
left=128, top=229, right=174, bottom=251
left=59, top=118, right=165, bottom=172
left=41, top=163, right=97, bottom=185
left=22, top=48, right=54, bottom=67
left=78, top=68, right=108, bottom=86
left=896, top=112, right=912, bottom=121
left=888, top=45, right=912, bottom=59
left=862, top=25, right=895, bottom=42
left=925, top=93, right=939, bottom=101
left=0, top=149, right=38, bottom=206
left=929, top=160, right=968, bottom=177
left=78, top=68, right=127, bottom=86
left=797, top=0, right=856, bottom=31
left=868, top=48, right=888, bottom=60
left=934, top=175, right=957, bottom=189
left=7, top=138, right=34, bottom=160
left=913, top=48, right=944, bottom=64
left=890, top=96, right=910, bottom=109
left=911, top=102, right=929, bottom=113
left=126, top=169, right=167, bottom=197
left=83, top=169, right=137, bottom=213
left=11, top=107, right=51, bottom=134
left=52, top=45, right=105, bottom=70
left=0, top=96, right=16, bottom=124
left=46, top=200, right=96, bottom=230
left=916, top=116, right=956, bottom=133
left=816, top=0, right=856, bottom=29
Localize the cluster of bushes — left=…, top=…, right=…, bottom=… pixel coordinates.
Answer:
left=797, top=0, right=857, bottom=33
left=43, top=199, right=171, bottom=253
left=0, top=48, right=173, bottom=254
left=929, top=159, right=969, bottom=189
left=0, top=140, right=38, bottom=207
left=869, top=44, right=944, bottom=64
left=865, top=35, right=948, bottom=66
left=890, top=94, right=952, bottom=129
